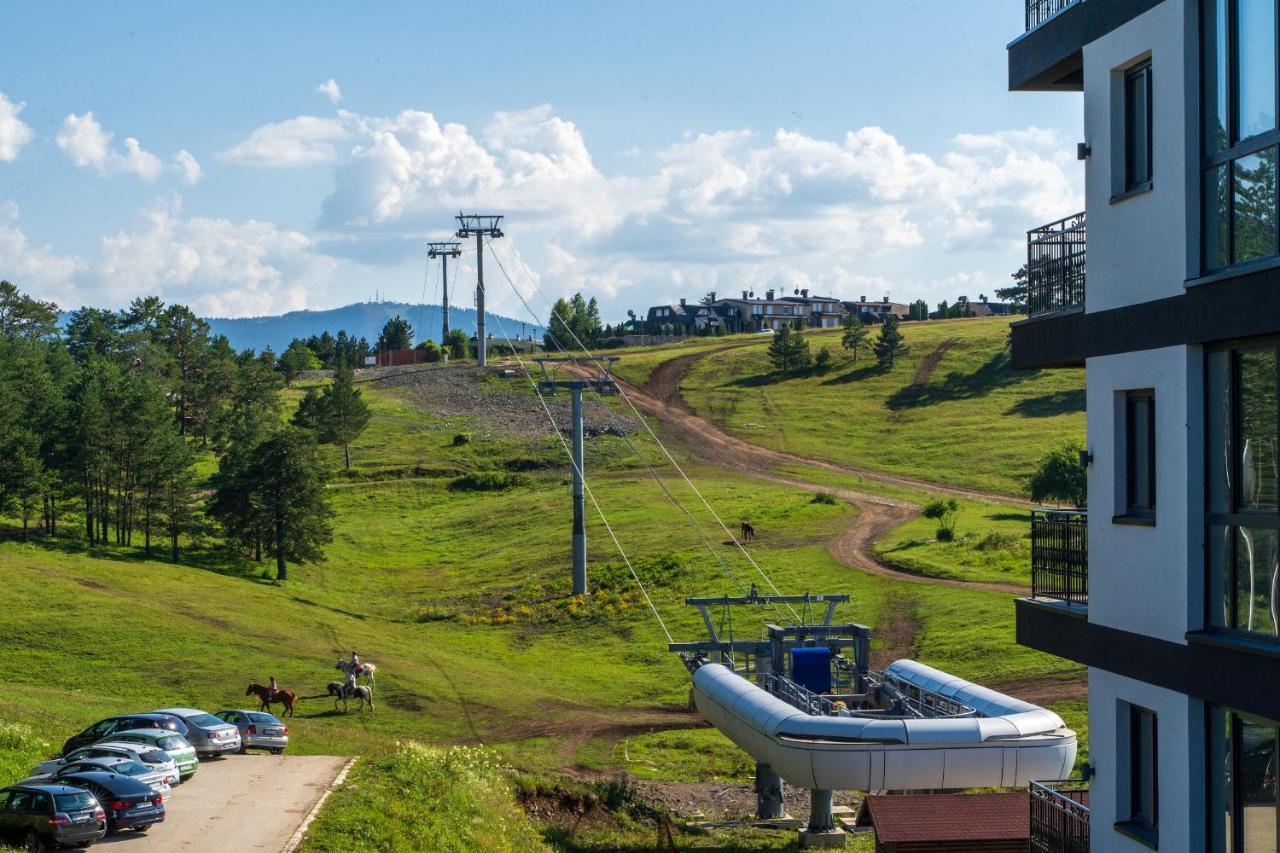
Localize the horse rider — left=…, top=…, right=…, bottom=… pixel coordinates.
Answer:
left=344, top=652, right=360, bottom=696
left=268, top=676, right=278, bottom=702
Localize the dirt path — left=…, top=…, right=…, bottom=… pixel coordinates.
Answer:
left=911, top=338, right=959, bottom=386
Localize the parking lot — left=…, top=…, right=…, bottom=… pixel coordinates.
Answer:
left=97, top=754, right=350, bottom=852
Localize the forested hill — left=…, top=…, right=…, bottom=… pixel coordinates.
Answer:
left=203, top=302, right=543, bottom=352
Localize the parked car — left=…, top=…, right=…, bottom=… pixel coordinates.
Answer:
left=214, top=709, right=289, bottom=754
left=55, top=772, right=164, bottom=835
left=107, top=730, right=198, bottom=781
left=61, top=713, right=189, bottom=756
left=47, top=757, right=172, bottom=803
left=0, top=783, right=106, bottom=850
left=30, top=744, right=178, bottom=787
left=153, top=708, right=241, bottom=758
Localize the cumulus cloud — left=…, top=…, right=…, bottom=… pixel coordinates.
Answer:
left=56, top=112, right=164, bottom=181
left=219, top=115, right=351, bottom=167
left=315, top=78, right=342, bottom=104
left=0, top=93, right=34, bottom=162
left=172, top=149, right=202, bottom=185
left=0, top=202, right=89, bottom=306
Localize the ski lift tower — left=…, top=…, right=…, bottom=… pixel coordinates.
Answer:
left=427, top=241, right=462, bottom=342
left=455, top=214, right=504, bottom=366
left=533, top=357, right=618, bottom=595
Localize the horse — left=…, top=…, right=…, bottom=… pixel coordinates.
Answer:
left=246, top=683, right=297, bottom=718
left=335, top=659, right=377, bottom=684
left=741, top=521, right=755, bottom=542
left=327, top=681, right=374, bottom=713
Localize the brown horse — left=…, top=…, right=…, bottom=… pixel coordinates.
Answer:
left=741, top=521, right=755, bottom=542
left=246, top=683, right=297, bottom=718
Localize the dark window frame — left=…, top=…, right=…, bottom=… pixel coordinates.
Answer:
left=1201, top=0, right=1280, bottom=272
left=1127, top=705, right=1159, bottom=830
left=1125, top=390, right=1157, bottom=517
left=1207, top=707, right=1280, bottom=851
left=1125, top=61, right=1154, bottom=192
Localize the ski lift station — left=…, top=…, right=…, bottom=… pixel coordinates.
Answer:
left=671, top=593, right=1077, bottom=848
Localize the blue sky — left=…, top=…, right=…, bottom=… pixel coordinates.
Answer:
left=0, top=2, right=1082, bottom=324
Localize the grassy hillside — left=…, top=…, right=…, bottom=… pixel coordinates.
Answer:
left=0, top=362, right=1083, bottom=849
left=612, top=319, right=1085, bottom=497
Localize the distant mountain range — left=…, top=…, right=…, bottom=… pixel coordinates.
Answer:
left=204, top=302, right=545, bottom=353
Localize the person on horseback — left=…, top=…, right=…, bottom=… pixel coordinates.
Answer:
left=268, top=676, right=278, bottom=702
left=344, top=652, right=359, bottom=697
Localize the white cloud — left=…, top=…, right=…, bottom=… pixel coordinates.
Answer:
left=315, top=78, right=342, bottom=104
left=0, top=93, right=34, bottom=162
left=56, top=112, right=163, bottom=181
left=0, top=201, right=88, bottom=306
left=172, top=149, right=202, bottom=185
left=219, top=115, right=351, bottom=167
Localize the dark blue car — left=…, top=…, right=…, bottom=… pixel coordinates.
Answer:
left=54, top=772, right=164, bottom=835
left=61, top=713, right=189, bottom=756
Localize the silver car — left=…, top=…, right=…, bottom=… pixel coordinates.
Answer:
left=214, top=709, right=289, bottom=754
left=154, top=707, right=241, bottom=758
left=40, top=756, right=173, bottom=802
left=29, top=743, right=179, bottom=787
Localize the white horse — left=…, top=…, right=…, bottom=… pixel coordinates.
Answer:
left=335, top=659, right=377, bottom=684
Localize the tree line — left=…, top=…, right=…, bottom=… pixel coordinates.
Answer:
left=0, top=282, right=374, bottom=580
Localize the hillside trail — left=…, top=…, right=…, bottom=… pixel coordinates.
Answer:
left=565, top=348, right=1086, bottom=706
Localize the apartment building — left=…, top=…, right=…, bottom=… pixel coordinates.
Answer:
left=1011, top=1, right=1280, bottom=850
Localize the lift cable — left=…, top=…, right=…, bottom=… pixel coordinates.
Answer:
left=487, top=241, right=803, bottom=623
left=485, top=307, right=675, bottom=645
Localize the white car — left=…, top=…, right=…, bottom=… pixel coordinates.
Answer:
left=29, top=742, right=179, bottom=787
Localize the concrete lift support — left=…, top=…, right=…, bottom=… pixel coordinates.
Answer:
left=455, top=214, right=504, bottom=366
left=669, top=591, right=868, bottom=844
left=427, top=241, right=462, bottom=342
left=533, top=357, right=619, bottom=595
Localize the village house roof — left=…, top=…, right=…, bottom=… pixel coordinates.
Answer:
left=857, top=792, right=1032, bottom=843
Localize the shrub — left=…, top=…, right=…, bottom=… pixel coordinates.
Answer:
left=975, top=532, right=1021, bottom=551
left=452, top=432, right=472, bottom=447
left=811, top=491, right=839, bottom=505
left=814, top=346, right=832, bottom=370
left=934, top=527, right=955, bottom=542
left=448, top=472, right=528, bottom=492
left=922, top=498, right=960, bottom=540
left=1028, top=440, right=1088, bottom=507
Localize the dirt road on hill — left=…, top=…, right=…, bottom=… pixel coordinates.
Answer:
left=103, top=754, right=350, bottom=852
left=591, top=348, right=1084, bottom=705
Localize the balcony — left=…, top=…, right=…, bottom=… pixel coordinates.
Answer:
left=1030, top=780, right=1090, bottom=853
left=1031, top=508, right=1087, bottom=606
left=1026, top=0, right=1080, bottom=32
left=1028, top=212, right=1086, bottom=317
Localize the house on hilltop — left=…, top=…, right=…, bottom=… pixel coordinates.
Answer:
left=842, top=295, right=909, bottom=324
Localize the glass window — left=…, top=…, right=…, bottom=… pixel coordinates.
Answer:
left=1215, top=710, right=1280, bottom=852
left=1234, top=527, right=1280, bottom=635
left=1126, top=63, right=1153, bottom=190
left=1126, top=391, right=1156, bottom=515
left=1238, top=0, right=1278, bottom=140
left=1233, top=150, right=1279, bottom=263
left=1201, top=0, right=1280, bottom=271
left=1211, top=350, right=1234, bottom=513
left=1127, top=705, right=1159, bottom=829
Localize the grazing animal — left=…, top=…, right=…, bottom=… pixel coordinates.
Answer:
left=246, top=682, right=296, bottom=718
left=335, top=659, right=377, bottom=683
left=328, top=682, right=374, bottom=713
left=741, top=521, right=755, bottom=542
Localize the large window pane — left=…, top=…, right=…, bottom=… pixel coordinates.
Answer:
left=1235, top=526, right=1280, bottom=635
left=1233, top=150, right=1279, bottom=263
left=1127, top=393, right=1155, bottom=513
left=1239, top=349, right=1278, bottom=510
left=1211, top=350, right=1234, bottom=512
left=1237, top=0, right=1277, bottom=140
left=1205, top=0, right=1230, bottom=154
left=1126, top=65, right=1153, bottom=188
left=1239, top=719, right=1278, bottom=851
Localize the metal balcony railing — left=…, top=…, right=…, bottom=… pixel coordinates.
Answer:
left=1030, top=780, right=1090, bottom=852
left=1026, top=0, right=1082, bottom=31
left=1031, top=509, right=1088, bottom=606
left=1027, top=212, right=1086, bottom=316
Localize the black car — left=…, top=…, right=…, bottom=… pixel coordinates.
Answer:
left=54, top=773, right=163, bottom=835
left=0, top=783, right=106, bottom=850
left=61, top=714, right=189, bottom=756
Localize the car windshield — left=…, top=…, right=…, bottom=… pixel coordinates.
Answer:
left=112, top=761, right=149, bottom=776
left=140, top=751, right=169, bottom=764
left=54, top=792, right=96, bottom=811
left=157, top=736, right=186, bottom=750
left=184, top=713, right=224, bottom=728
left=247, top=713, right=279, bottom=724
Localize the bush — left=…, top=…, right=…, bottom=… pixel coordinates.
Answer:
left=452, top=432, right=472, bottom=447
left=922, top=498, right=960, bottom=540
left=811, top=491, right=839, bottom=505
left=448, top=472, right=529, bottom=492
left=297, top=743, right=548, bottom=852
left=814, top=346, right=832, bottom=370
left=1028, top=440, right=1087, bottom=507
left=975, top=532, right=1021, bottom=551
left=935, top=527, right=955, bottom=542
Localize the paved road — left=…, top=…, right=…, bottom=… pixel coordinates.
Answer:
left=98, top=754, right=349, bottom=852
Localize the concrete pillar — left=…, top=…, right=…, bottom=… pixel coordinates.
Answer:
left=754, top=763, right=786, bottom=820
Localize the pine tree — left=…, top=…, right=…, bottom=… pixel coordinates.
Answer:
left=318, top=365, right=372, bottom=470
left=767, top=326, right=794, bottom=373
left=874, top=315, right=907, bottom=367
left=377, top=315, right=414, bottom=352
left=841, top=315, right=869, bottom=360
